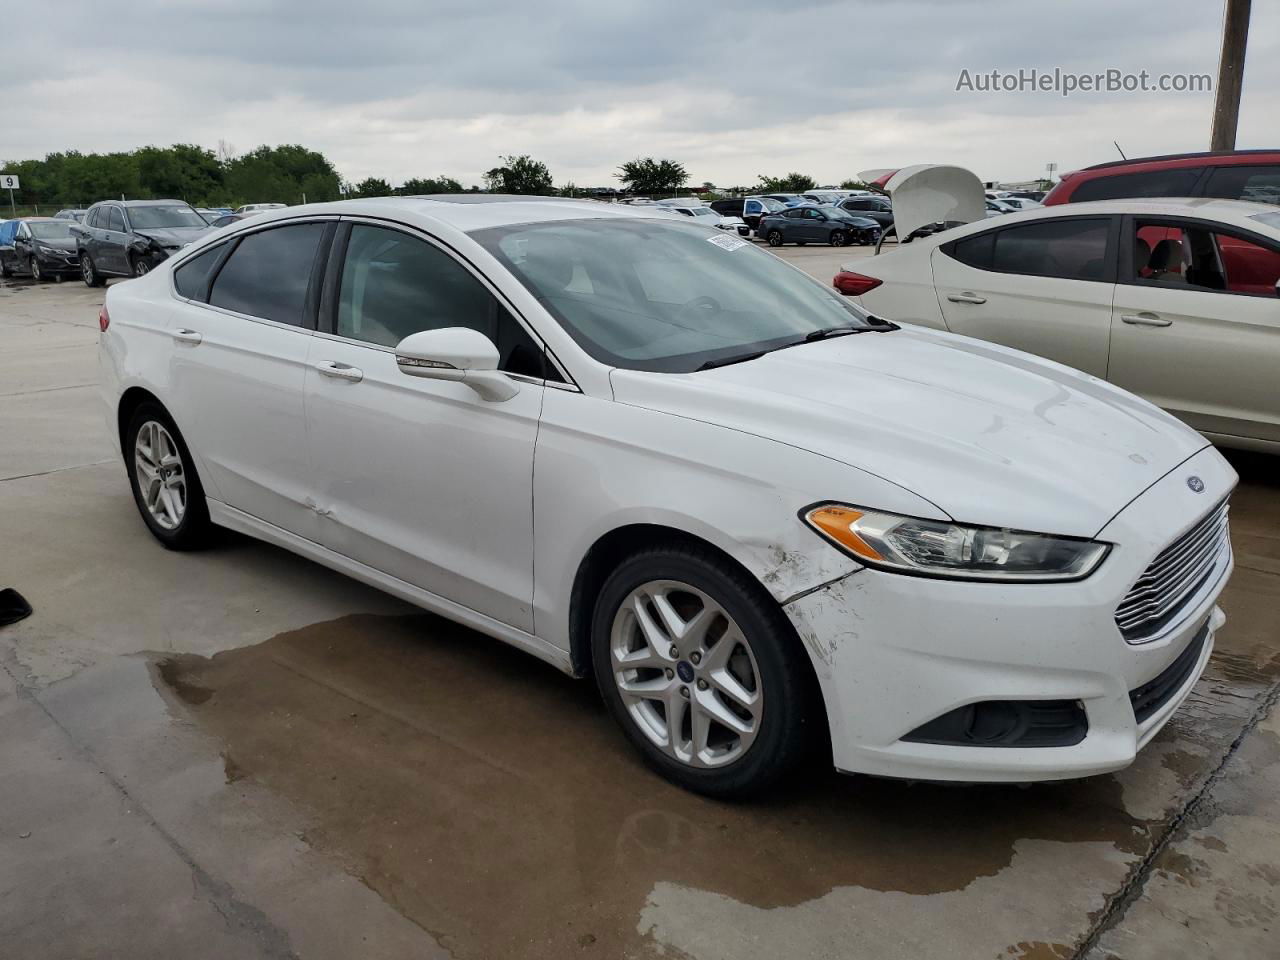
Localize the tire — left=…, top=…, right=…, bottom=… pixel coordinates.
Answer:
left=130, top=255, right=152, bottom=278
left=829, top=230, right=847, bottom=247
left=591, top=544, right=819, bottom=798
left=766, top=230, right=784, bottom=247
left=0, top=258, right=10, bottom=279
left=81, top=253, right=103, bottom=287
left=30, top=257, right=43, bottom=282
left=124, top=402, right=213, bottom=550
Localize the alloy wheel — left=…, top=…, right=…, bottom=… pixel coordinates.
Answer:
left=134, top=420, right=187, bottom=530
left=133, top=258, right=151, bottom=277
left=830, top=231, right=847, bottom=247
left=767, top=231, right=783, bottom=247
left=609, top=579, right=763, bottom=768
left=31, top=258, right=42, bottom=280
left=81, top=257, right=94, bottom=285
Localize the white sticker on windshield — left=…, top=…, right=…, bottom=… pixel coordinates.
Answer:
left=706, top=234, right=750, bottom=252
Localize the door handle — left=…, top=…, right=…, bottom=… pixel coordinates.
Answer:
left=315, top=360, right=364, bottom=383
left=172, top=328, right=203, bottom=345
left=1120, top=313, right=1172, bottom=328
left=947, top=293, right=987, bottom=304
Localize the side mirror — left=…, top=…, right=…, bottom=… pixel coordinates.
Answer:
left=395, top=327, right=518, bottom=402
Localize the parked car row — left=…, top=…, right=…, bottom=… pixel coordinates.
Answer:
left=0, top=217, right=81, bottom=280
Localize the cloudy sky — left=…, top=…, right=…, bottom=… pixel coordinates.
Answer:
left=9, top=0, right=1279, bottom=188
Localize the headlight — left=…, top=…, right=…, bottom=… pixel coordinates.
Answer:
left=802, top=504, right=1109, bottom=582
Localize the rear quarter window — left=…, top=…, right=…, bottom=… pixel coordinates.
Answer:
left=173, top=244, right=225, bottom=301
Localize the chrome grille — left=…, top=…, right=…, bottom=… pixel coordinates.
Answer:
left=1116, top=500, right=1230, bottom=643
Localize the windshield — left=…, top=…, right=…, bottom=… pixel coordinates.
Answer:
left=1250, top=211, right=1280, bottom=229
left=127, top=205, right=208, bottom=229
left=474, top=218, right=872, bottom=373
left=689, top=207, right=717, bottom=216
left=29, top=222, right=74, bottom=240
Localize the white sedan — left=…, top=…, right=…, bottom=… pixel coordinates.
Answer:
left=838, top=198, right=1280, bottom=453
left=102, top=196, right=1234, bottom=796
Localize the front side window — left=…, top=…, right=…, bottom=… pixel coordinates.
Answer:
left=1132, top=219, right=1280, bottom=296
left=1201, top=165, right=1280, bottom=204
left=209, top=223, right=325, bottom=326
left=474, top=217, right=875, bottom=373
left=988, top=218, right=1110, bottom=281
left=1071, top=168, right=1202, bottom=202
left=336, top=224, right=546, bottom=377
left=803, top=208, right=824, bottom=220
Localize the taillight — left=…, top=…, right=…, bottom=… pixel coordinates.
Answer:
left=833, top=271, right=882, bottom=296
left=99, top=306, right=110, bottom=331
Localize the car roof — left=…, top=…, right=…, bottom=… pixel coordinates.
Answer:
left=242, top=195, right=695, bottom=233
left=916, top=197, right=1280, bottom=243
left=1077, top=149, right=1280, bottom=173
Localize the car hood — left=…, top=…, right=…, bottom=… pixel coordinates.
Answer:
left=835, top=216, right=879, bottom=228
left=135, top=226, right=211, bottom=246
left=609, top=326, right=1208, bottom=538
left=34, top=237, right=76, bottom=251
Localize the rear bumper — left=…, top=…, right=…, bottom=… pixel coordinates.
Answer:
left=783, top=445, right=1236, bottom=782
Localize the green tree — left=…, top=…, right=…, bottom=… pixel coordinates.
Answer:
left=136, top=144, right=224, bottom=202
left=839, top=178, right=879, bottom=192
left=616, top=157, right=689, bottom=196
left=757, top=172, right=817, bottom=193
left=347, top=177, right=394, bottom=198
left=225, top=144, right=341, bottom=205
left=399, top=176, right=463, bottom=195
left=484, top=155, right=554, bottom=195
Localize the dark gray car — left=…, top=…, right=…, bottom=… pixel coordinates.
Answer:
left=756, top=206, right=881, bottom=247
left=838, top=195, right=894, bottom=230
left=72, top=200, right=212, bottom=286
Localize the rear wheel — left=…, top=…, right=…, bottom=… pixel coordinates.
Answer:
left=0, top=258, right=11, bottom=279
left=591, top=545, right=818, bottom=797
left=829, top=230, right=848, bottom=247
left=81, top=253, right=103, bottom=287
left=124, top=402, right=213, bottom=550
left=766, top=230, right=784, bottom=247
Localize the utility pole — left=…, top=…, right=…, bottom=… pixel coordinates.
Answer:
left=1210, top=0, right=1251, bottom=151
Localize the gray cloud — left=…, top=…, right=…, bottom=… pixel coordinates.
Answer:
left=7, top=0, right=1278, bottom=186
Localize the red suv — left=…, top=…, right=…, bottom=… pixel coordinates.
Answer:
left=1043, top=150, right=1280, bottom=206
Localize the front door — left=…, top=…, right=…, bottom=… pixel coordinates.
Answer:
left=1109, top=217, right=1280, bottom=443
left=305, top=221, right=548, bottom=630
left=931, top=216, right=1118, bottom=378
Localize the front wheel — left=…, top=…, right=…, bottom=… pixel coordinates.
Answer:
left=829, top=230, right=848, bottom=247
left=591, top=545, right=818, bottom=797
left=125, top=402, right=213, bottom=550
left=766, top=230, right=784, bottom=247
left=81, top=253, right=103, bottom=287
left=30, top=257, right=44, bottom=281
left=130, top=255, right=152, bottom=278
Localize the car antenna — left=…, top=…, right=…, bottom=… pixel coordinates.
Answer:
left=1113, top=141, right=1128, bottom=160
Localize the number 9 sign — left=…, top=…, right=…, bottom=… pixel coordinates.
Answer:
left=0, top=174, right=18, bottom=190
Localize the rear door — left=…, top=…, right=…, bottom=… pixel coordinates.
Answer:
left=931, top=216, right=1118, bottom=377
left=1109, top=216, right=1280, bottom=443
left=165, top=220, right=332, bottom=538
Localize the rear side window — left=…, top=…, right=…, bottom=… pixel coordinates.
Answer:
left=210, top=223, right=325, bottom=326
left=1071, top=168, right=1203, bottom=202
left=989, top=219, right=1110, bottom=280
left=1201, top=165, right=1280, bottom=204
left=173, top=245, right=224, bottom=301
left=107, top=208, right=125, bottom=232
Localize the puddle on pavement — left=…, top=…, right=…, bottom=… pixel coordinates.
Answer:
left=155, top=612, right=1179, bottom=960
left=147, top=450, right=1279, bottom=959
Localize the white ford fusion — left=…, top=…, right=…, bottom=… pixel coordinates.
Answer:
left=100, top=196, right=1235, bottom=796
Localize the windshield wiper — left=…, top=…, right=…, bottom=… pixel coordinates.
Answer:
left=696, top=351, right=767, bottom=371
left=803, top=325, right=867, bottom=342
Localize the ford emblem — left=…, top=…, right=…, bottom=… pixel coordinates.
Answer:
left=1187, top=476, right=1205, bottom=493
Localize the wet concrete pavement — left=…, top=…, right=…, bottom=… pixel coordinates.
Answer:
left=2, top=268, right=1278, bottom=959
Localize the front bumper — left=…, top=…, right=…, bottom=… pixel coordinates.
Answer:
left=36, top=250, right=81, bottom=273
left=783, top=445, right=1236, bottom=782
